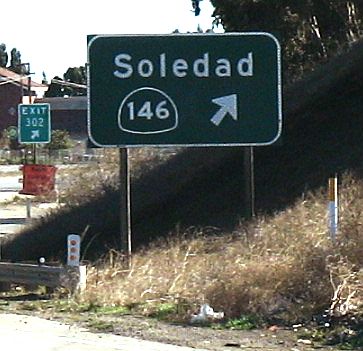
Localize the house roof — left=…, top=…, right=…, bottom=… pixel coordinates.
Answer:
left=0, top=66, right=47, bottom=89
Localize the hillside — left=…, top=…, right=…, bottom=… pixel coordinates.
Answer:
left=2, top=39, right=363, bottom=262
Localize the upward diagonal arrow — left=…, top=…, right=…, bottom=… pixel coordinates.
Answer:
left=31, top=130, right=40, bottom=140
left=210, top=94, right=238, bottom=126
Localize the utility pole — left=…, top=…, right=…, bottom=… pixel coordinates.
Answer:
left=20, top=63, right=36, bottom=164
left=25, top=64, right=37, bottom=164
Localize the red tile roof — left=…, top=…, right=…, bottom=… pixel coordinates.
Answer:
left=0, top=66, right=47, bottom=88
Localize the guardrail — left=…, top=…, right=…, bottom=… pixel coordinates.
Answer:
left=0, top=234, right=86, bottom=293
left=0, top=262, right=86, bottom=292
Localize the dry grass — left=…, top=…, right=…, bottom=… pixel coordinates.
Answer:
left=77, top=172, right=363, bottom=324
left=57, top=147, right=180, bottom=206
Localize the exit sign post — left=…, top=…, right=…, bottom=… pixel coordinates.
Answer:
left=88, top=33, right=282, bottom=147
left=18, top=103, right=51, bottom=144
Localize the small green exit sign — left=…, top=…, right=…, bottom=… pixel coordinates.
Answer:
left=18, top=103, right=51, bottom=144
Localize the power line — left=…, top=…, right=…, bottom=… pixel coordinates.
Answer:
left=51, top=79, right=87, bottom=89
left=0, top=74, right=32, bottom=86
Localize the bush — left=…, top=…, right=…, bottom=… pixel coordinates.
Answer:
left=79, top=172, right=363, bottom=325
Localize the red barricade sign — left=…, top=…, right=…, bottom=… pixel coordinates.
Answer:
left=19, top=164, right=57, bottom=196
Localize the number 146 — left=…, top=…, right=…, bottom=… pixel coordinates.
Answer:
left=127, top=101, right=170, bottom=120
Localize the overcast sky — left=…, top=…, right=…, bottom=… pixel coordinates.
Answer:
left=1, top=0, right=221, bottom=82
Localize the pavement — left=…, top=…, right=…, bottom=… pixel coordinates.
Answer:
left=0, top=313, right=207, bottom=351
left=0, top=165, right=208, bottom=351
left=0, top=166, right=58, bottom=238
left=0, top=171, right=27, bottom=237
left=0, top=200, right=58, bottom=236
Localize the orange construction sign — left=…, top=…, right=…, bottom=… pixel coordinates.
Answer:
left=19, top=164, right=57, bottom=196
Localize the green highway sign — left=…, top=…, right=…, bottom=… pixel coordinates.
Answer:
left=18, top=103, right=51, bottom=144
left=88, top=33, right=282, bottom=147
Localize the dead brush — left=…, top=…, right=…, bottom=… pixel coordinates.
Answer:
left=79, top=172, right=363, bottom=324
left=58, top=148, right=179, bottom=206
left=327, top=258, right=363, bottom=317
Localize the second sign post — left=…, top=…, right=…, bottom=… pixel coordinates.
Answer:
left=88, top=33, right=282, bottom=258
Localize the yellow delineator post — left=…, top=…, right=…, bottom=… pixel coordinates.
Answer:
left=328, top=176, right=338, bottom=241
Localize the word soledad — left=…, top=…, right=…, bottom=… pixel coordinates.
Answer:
left=113, top=52, right=254, bottom=79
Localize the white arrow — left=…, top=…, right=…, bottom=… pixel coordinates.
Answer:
left=210, top=94, right=238, bottom=126
left=31, top=130, right=40, bottom=139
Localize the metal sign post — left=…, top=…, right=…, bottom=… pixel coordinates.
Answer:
left=119, top=148, right=131, bottom=262
left=243, top=147, right=255, bottom=219
left=88, top=33, right=282, bottom=254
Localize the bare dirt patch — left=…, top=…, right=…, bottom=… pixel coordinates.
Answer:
left=0, top=293, right=338, bottom=351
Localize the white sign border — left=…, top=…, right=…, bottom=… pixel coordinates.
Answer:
left=18, top=103, right=51, bottom=144
left=87, top=32, right=282, bottom=148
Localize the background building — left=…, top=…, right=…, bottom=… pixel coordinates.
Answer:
left=0, top=67, right=47, bottom=132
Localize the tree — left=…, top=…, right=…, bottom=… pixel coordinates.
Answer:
left=46, top=130, right=73, bottom=150
left=9, top=48, right=27, bottom=74
left=42, top=71, right=48, bottom=85
left=0, top=127, right=22, bottom=151
left=45, top=66, right=87, bottom=97
left=0, top=42, right=28, bottom=73
left=63, top=66, right=87, bottom=96
left=0, top=43, right=8, bottom=67
left=44, top=75, right=64, bottom=97
left=210, top=0, right=363, bottom=82
left=0, top=129, right=10, bottom=149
